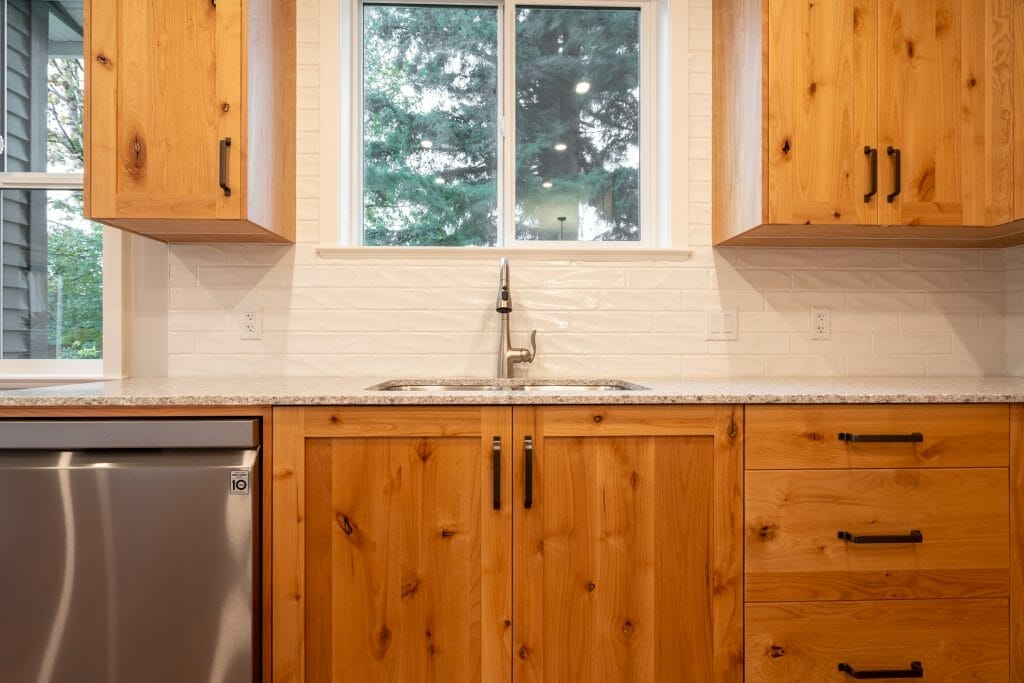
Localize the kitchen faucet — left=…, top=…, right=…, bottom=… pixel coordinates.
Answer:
left=495, top=257, right=537, bottom=378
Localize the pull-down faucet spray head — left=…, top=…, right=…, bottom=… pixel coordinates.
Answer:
left=496, top=256, right=512, bottom=313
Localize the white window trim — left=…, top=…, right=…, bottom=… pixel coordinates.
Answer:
left=0, top=172, right=125, bottom=382
left=322, top=0, right=689, bottom=253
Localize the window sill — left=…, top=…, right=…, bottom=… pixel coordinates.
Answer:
left=315, top=246, right=694, bottom=262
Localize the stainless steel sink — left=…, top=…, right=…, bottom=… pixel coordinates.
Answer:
left=367, top=379, right=648, bottom=392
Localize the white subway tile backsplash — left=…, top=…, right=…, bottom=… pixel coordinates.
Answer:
left=161, top=0, right=1018, bottom=380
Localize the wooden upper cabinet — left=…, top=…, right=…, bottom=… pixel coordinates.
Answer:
left=84, top=0, right=294, bottom=243
left=767, top=0, right=878, bottom=227
left=714, top=0, right=1024, bottom=247
left=877, top=0, right=1015, bottom=227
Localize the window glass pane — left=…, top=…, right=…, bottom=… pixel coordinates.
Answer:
left=5, top=0, right=84, bottom=173
left=1, top=189, right=102, bottom=359
left=515, top=7, right=640, bottom=242
left=363, top=4, right=499, bottom=246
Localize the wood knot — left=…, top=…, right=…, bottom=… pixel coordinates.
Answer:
left=629, top=471, right=639, bottom=488
left=586, top=581, right=596, bottom=592
left=416, top=440, right=434, bottom=462
left=622, top=621, right=635, bottom=640
left=519, top=646, right=529, bottom=660
left=852, top=7, right=862, bottom=30
left=427, top=644, right=436, bottom=655
left=374, top=625, right=392, bottom=657
left=440, top=528, right=456, bottom=538
left=337, top=514, right=355, bottom=536
left=906, top=41, right=915, bottom=58
left=782, top=139, right=791, bottom=154
left=95, top=53, right=111, bottom=66
left=593, top=415, right=603, bottom=424
left=757, top=523, right=777, bottom=542
left=426, top=629, right=432, bottom=638
left=401, top=578, right=420, bottom=598
left=967, top=76, right=977, bottom=88
left=770, top=644, right=785, bottom=658
left=536, top=541, right=544, bottom=554
left=504, top=619, right=512, bottom=628
left=727, top=422, right=739, bottom=439
left=808, top=82, right=817, bottom=95
left=833, top=210, right=841, bottom=218
left=806, top=432, right=820, bottom=442
left=329, top=414, right=341, bottom=424
left=128, top=134, right=146, bottom=170
left=221, top=102, right=231, bottom=112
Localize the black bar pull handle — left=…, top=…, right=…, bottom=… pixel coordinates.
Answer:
left=492, top=437, right=501, bottom=510
left=838, top=529, right=923, bottom=544
left=219, top=137, right=232, bottom=197
left=886, top=146, right=901, bottom=203
left=839, top=432, right=923, bottom=443
left=524, top=435, right=534, bottom=509
left=863, top=146, right=878, bottom=202
left=839, top=661, right=923, bottom=679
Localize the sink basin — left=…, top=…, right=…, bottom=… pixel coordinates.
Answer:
left=367, top=379, right=649, bottom=392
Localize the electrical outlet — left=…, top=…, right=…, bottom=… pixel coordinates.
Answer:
left=705, top=307, right=738, bottom=341
left=239, top=306, right=262, bottom=340
left=810, top=307, right=830, bottom=340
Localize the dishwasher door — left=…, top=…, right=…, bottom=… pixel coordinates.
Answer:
left=0, top=419, right=260, bottom=683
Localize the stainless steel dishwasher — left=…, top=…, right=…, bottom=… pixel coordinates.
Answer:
left=0, top=418, right=261, bottom=683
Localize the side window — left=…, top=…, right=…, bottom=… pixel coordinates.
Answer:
left=0, top=0, right=103, bottom=361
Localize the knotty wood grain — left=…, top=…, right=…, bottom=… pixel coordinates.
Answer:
left=746, top=598, right=1009, bottom=681
left=745, top=404, right=1009, bottom=469
left=746, top=468, right=1009, bottom=601
left=513, top=405, right=743, bottom=682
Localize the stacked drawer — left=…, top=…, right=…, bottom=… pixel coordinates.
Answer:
left=744, top=404, right=1010, bottom=681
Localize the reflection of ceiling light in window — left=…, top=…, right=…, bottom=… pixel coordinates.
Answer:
left=420, top=140, right=433, bottom=149
left=554, top=143, right=567, bottom=151
left=434, top=177, right=445, bottom=185
left=541, top=181, right=553, bottom=189
left=575, top=81, right=591, bottom=94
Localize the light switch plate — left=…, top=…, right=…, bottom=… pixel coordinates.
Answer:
left=705, top=308, right=738, bottom=341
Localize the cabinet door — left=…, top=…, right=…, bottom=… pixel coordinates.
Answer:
left=512, top=406, right=743, bottom=682
left=87, top=0, right=242, bottom=220
left=272, top=407, right=512, bottom=683
left=877, top=0, right=1015, bottom=226
left=767, top=0, right=878, bottom=226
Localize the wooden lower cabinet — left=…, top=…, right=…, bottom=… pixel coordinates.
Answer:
left=746, top=599, right=1009, bottom=681
left=271, top=405, right=743, bottom=682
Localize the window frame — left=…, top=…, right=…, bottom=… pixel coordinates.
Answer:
left=0, top=2, right=123, bottom=381
left=344, top=0, right=658, bottom=249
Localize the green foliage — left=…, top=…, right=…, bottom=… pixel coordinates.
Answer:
left=44, top=57, right=102, bottom=359
left=362, top=5, right=640, bottom=245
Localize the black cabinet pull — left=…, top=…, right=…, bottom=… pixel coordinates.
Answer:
left=524, top=435, right=534, bottom=509
left=839, top=661, right=923, bottom=679
left=492, top=437, right=501, bottom=510
left=838, top=432, right=923, bottom=443
left=838, top=529, right=923, bottom=544
left=219, top=137, right=232, bottom=197
left=863, top=146, right=878, bottom=202
left=886, top=146, right=901, bottom=203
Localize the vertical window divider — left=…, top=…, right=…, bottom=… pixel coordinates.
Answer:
left=499, top=0, right=517, bottom=247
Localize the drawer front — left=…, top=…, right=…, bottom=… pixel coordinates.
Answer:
left=746, top=599, right=1009, bottom=682
left=745, top=404, right=1009, bottom=469
left=746, top=468, right=1009, bottom=601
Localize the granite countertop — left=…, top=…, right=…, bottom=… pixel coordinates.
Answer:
left=1, top=375, right=1023, bottom=407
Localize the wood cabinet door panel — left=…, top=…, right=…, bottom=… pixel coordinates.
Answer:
left=877, top=0, right=1015, bottom=226
left=512, top=406, right=743, bottom=682
left=745, top=404, right=1009, bottom=469
left=88, top=0, right=241, bottom=219
left=273, top=407, right=512, bottom=683
left=746, top=598, right=1009, bottom=682
left=767, top=0, right=878, bottom=225
left=745, top=468, right=1009, bottom=601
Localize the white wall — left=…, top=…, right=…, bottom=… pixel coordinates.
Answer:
left=161, top=0, right=1010, bottom=379
left=1007, top=245, right=1024, bottom=376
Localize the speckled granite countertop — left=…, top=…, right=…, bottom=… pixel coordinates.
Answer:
left=1, top=376, right=1023, bottom=407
